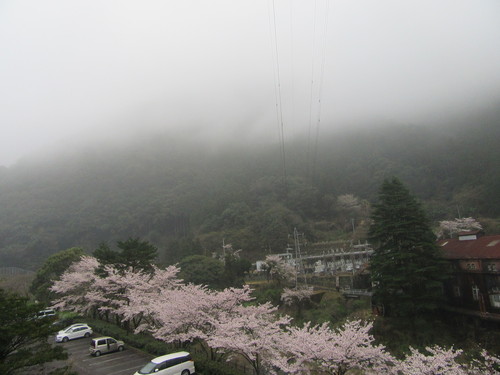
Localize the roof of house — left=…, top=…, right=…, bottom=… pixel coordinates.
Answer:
left=438, top=235, right=500, bottom=260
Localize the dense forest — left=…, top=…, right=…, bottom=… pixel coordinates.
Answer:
left=1, top=107, right=499, bottom=270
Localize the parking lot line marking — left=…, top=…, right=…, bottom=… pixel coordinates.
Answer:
left=87, top=356, right=130, bottom=365
left=107, top=365, right=143, bottom=375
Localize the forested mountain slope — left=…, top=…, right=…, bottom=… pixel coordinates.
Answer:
left=1, top=111, right=499, bottom=269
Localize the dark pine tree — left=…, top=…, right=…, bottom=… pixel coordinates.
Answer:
left=369, top=177, right=447, bottom=319
left=93, top=238, right=158, bottom=274
left=117, top=237, right=158, bottom=273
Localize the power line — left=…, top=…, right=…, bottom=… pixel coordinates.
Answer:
left=268, top=0, right=288, bottom=192
left=306, top=0, right=319, bottom=183
left=268, top=1, right=329, bottom=188
left=311, top=0, right=330, bottom=184
left=289, top=0, right=295, bottom=133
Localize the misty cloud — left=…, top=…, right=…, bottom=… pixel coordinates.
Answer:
left=1, top=0, right=500, bottom=166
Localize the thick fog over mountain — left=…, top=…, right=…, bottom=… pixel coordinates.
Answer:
left=1, top=0, right=500, bottom=167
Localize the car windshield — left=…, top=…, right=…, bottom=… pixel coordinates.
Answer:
left=138, top=362, right=157, bottom=374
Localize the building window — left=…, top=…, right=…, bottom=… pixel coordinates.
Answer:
left=466, top=263, right=477, bottom=270
left=453, top=286, right=461, bottom=297
left=490, top=294, right=500, bottom=308
left=472, top=285, right=480, bottom=301
left=487, top=264, right=497, bottom=272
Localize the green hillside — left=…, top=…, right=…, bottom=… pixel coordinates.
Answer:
left=1, top=113, right=499, bottom=269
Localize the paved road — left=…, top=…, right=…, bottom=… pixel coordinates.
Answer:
left=51, top=334, right=154, bottom=375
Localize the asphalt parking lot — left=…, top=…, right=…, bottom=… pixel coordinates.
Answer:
left=51, top=334, right=154, bottom=375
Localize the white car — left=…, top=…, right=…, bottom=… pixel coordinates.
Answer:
left=55, top=323, right=93, bottom=342
left=37, top=309, right=56, bottom=319
left=135, top=352, right=195, bottom=375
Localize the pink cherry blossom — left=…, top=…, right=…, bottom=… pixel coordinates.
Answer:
left=437, top=217, right=482, bottom=239
left=50, top=256, right=100, bottom=313
left=281, top=286, right=314, bottom=306
left=275, top=320, right=396, bottom=375
left=207, top=302, right=292, bottom=374
left=50, top=256, right=500, bottom=374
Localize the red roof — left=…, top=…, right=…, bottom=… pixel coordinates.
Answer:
left=438, top=235, right=500, bottom=260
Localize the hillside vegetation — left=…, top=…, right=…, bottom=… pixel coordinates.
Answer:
left=1, top=111, right=499, bottom=269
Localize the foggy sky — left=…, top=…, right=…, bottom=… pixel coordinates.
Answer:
left=1, top=0, right=500, bottom=167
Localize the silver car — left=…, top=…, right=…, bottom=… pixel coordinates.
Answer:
left=89, top=336, right=125, bottom=356
left=55, top=323, right=92, bottom=342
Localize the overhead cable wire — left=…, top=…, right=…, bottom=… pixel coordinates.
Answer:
left=289, top=0, right=295, bottom=132
left=306, top=0, right=319, bottom=182
left=311, top=0, right=330, bottom=184
left=268, top=0, right=288, bottom=192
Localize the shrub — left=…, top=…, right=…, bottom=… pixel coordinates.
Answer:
left=145, top=341, right=171, bottom=356
left=193, top=358, right=243, bottom=375
left=251, top=285, right=282, bottom=305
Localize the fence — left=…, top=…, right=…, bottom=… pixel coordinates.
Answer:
left=0, top=267, right=35, bottom=276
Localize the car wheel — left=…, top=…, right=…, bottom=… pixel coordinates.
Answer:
left=84, top=332, right=90, bottom=338
left=95, top=351, right=101, bottom=357
left=118, top=346, right=124, bottom=352
left=62, top=337, right=69, bottom=343
left=181, top=370, right=190, bottom=375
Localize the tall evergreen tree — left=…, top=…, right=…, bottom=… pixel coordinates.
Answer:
left=93, top=237, right=157, bottom=274
left=369, top=177, right=447, bottom=318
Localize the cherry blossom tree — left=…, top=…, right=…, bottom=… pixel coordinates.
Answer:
left=397, top=346, right=468, bottom=375
left=393, top=346, right=500, bottom=374
left=281, top=286, right=314, bottom=317
left=207, top=302, right=291, bottom=375
left=471, top=350, right=500, bottom=374
left=437, top=217, right=483, bottom=239
left=337, top=194, right=362, bottom=212
left=51, top=256, right=183, bottom=328
left=50, top=255, right=500, bottom=375
left=119, top=265, right=182, bottom=329
left=50, top=256, right=101, bottom=315
left=146, top=284, right=221, bottom=343
left=92, top=264, right=182, bottom=328
left=261, top=255, right=296, bottom=285
left=143, top=284, right=256, bottom=360
left=274, top=320, right=396, bottom=375
left=281, top=286, right=314, bottom=306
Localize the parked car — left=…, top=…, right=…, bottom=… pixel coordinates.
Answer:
left=37, top=309, right=56, bottom=319
left=55, top=323, right=93, bottom=343
left=134, top=352, right=196, bottom=375
left=89, top=336, right=125, bottom=356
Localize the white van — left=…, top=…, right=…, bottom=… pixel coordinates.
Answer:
left=134, top=352, right=195, bottom=375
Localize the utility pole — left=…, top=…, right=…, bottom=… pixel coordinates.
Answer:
left=294, top=228, right=307, bottom=287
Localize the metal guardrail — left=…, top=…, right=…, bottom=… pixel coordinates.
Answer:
left=0, top=267, right=35, bottom=276
left=341, top=289, right=373, bottom=298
